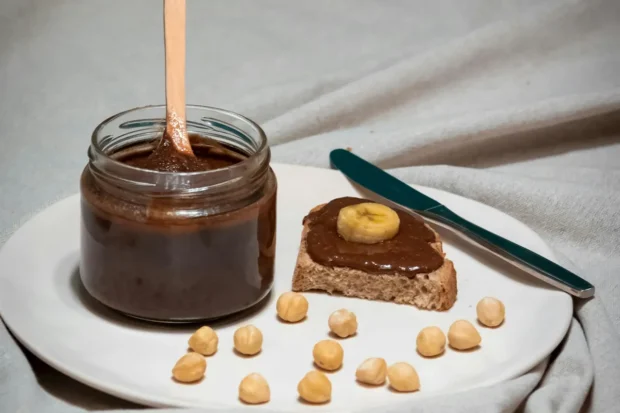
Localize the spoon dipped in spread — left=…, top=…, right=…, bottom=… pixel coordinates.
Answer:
left=146, top=0, right=205, bottom=172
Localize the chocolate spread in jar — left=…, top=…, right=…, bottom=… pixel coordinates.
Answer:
left=79, top=135, right=277, bottom=322
left=124, top=134, right=239, bottom=172
left=304, top=197, right=443, bottom=276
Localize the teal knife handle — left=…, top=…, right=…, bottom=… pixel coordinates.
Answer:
left=424, top=205, right=595, bottom=298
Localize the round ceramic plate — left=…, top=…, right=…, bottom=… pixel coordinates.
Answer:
left=0, top=163, right=571, bottom=412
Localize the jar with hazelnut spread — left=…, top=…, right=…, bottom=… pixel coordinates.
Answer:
left=79, top=105, right=277, bottom=323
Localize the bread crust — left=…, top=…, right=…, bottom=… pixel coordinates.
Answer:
left=291, top=204, right=457, bottom=311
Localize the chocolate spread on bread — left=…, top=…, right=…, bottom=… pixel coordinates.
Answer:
left=304, top=197, right=443, bottom=277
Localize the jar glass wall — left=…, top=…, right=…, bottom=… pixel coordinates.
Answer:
left=79, top=105, right=277, bottom=323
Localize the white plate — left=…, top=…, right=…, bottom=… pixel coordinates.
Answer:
left=0, top=163, right=571, bottom=412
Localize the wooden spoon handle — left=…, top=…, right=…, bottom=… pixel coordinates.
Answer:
left=164, top=0, right=193, bottom=156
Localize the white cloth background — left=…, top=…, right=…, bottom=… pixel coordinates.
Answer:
left=1, top=0, right=619, bottom=412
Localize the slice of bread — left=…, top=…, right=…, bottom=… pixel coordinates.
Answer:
left=291, top=204, right=457, bottom=311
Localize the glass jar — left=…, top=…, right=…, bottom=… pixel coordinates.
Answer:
left=79, top=105, right=277, bottom=323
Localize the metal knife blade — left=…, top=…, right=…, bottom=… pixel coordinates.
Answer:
left=330, top=149, right=441, bottom=211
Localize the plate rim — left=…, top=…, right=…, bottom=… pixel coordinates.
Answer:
left=0, top=162, right=573, bottom=410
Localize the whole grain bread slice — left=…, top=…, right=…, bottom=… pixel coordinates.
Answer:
left=291, top=204, right=457, bottom=311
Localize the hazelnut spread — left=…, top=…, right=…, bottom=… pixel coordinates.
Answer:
left=304, top=197, right=443, bottom=276
left=80, top=136, right=276, bottom=322
left=125, top=134, right=237, bottom=172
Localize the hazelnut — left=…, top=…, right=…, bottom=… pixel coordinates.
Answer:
left=328, top=309, right=358, bottom=338
left=387, top=362, right=420, bottom=392
left=355, top=357, right=387, bottom=385
left=276, top=292, right=308, bottom=322
left=238, top=373, right=270, bottom=404
left=448, top=320, right=481, bottom=350
left=476, top=297, right=505, bottom=327
left=171, top=352, right=206, bottom=383
left=312, top=340, right=344, bottom=371
left=188, top=326, right=218, bottom=356
left=297, top=370, right=332, bottom=403
left=416, top=326, right=446, bottom=357
left=234, top=325, right=263, bottom=356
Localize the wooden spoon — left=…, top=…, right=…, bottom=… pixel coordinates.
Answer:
left=162, top=0, right=194, bottom=156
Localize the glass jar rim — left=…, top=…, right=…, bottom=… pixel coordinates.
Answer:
left=90, top=103, right=269, bottom=178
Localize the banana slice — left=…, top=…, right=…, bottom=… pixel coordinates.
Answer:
left=337, top=203, right=400, bottom=244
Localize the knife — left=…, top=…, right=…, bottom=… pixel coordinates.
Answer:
left=329, top=149, right=595, bottom=299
